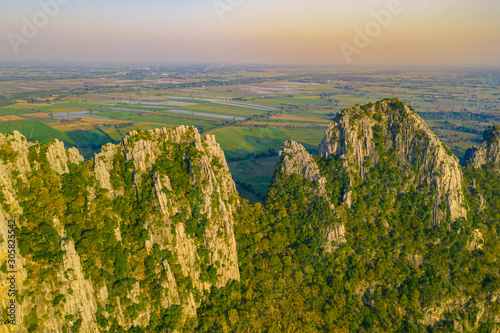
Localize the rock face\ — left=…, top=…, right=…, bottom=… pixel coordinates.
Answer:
left=465, top=125, right=500, bottom=170
left=319, top=98, right=467, bottom=226
left=277, top=140, right=328, bottom=196
left=0, top=133, right=100, bottom=332
left=0, top=126, right=240, bottom=332
left=274, top=139, right=346, bottom=250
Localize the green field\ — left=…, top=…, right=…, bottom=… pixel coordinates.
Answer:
left=208, top=126, right=325, bottom=160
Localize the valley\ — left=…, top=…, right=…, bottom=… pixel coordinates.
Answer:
left=2, top=96, right=500, bottom=331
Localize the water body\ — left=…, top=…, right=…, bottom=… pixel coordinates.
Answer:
left=212, top=102, right=276, bottom=112
left=53, top=111, right=110, bottom=120
left=100, top=107, right=248, bottom=121
left=166, top=109, right=248, bottom=121
left=111, top=100, right=195, bottom=107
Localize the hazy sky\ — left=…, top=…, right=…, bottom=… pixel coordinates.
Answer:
left=0, top=0, right=499, bottom=65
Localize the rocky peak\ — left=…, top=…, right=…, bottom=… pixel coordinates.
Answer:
left=0, top=126, right=241, bottom=332
left=273, top=139, right=346, bottom=249
left=319, top=98, right=467, bottom=225
left=465, top=125, right=500, bottom=169
left=276, top=139, right=328, bottom=196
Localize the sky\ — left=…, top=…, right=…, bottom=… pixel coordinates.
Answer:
left=0, top=0, right=499, bottom=65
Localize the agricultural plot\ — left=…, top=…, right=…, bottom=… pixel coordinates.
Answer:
left=208, top=126, right=325, bottom=160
